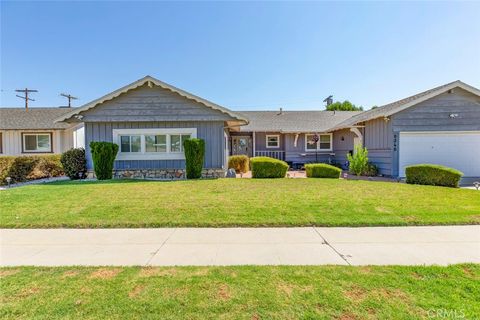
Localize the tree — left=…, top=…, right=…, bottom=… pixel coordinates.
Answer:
left=326, top=100, right=363, bottom=111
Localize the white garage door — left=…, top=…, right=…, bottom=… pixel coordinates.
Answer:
left=399, top=131, right=480, bottom=177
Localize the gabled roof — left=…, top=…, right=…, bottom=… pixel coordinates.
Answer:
left=0, top=107, right=73, bottom=130
left=56, top=75, right=249, bottom=124
left=236, top=110, right=361, bottom=133
left=330, top=80, right=480, bottom=130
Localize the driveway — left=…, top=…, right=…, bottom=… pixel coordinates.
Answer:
left=1, top=226, right=479, bottom=266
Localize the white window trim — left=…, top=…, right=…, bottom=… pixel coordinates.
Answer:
left=265, top=134, right=280, bottom=149
left=304, top=133, right=333, bottom=152
left=22, top=133, right=53, bottom=153
left=113, top=128, right=197, bottom=160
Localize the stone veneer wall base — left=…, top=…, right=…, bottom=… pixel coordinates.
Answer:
left=86, top=169, right=225, bottom=180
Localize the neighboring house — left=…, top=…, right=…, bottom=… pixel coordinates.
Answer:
left=2, top=76, right=479, bottom=182
left=0, top=108, right=84, bottom=156
left=56, top=76, right=248, bottom=179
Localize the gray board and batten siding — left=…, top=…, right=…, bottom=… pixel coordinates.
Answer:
left=361, top=88, right=480, bottom=177
left=390, top=88, right=480, bottom=177
left=81, top=85, right=238, bottom=170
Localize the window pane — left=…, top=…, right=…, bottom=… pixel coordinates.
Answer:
left=131, top=136, right=141, bottom=152
left=37, top=135, right=51, bottom=151
left=181, top=135, right=191, bottom=151
left=146, top=135, right=166, bottom=152
left=171, top=135, right=181, bottom=152
left=120, top=136, right=130, bottom=152
left=24, top=135, right=37, bottom=151
left=306, top=135, right=317, bottom=150
left=320, top=135, right=331, bottom=149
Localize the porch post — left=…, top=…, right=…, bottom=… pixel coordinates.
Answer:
left=252, top=132, right=256, bottom=157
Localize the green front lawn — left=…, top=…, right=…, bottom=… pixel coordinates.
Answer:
left=1, top=179, right=479, bottom=228
left=1, top=265, right=478, bottom=319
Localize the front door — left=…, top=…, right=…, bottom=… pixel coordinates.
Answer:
left=231, top=136, right=252, bottom=157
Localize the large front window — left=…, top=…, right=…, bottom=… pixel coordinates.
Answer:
left=305, top=133, right=332, bottom=151
left=113, top=128, right=197, bottom=160
left=22, top=133, right=52, bottom=153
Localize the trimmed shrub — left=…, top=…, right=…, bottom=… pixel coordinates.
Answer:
left=405, top=164, right=463, bottom=188
left=183, top=138, right=205, bottom=179
left=30, top=155, right=63, bottom=179
left=0, top=155, right=63, bottom=185
left=61, top=148, right=87, bottom=180
left=305, top=163, right=342, bottom=178
left=347, top=145, right=369, bottom=175
left=89, top=142, right=119, bottom=180
left=250, top=157, right=288, bottom=178
left=228, top=155, right=249, bottom=173
left=6, top=156, right=38, bottom=183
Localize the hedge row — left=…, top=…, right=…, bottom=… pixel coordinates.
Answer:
left=305, top=163, right=341, bottom=178
left=250, top=157, right=288, bottom=178
left=405, top=164, right=463, bottom=188
left=0, top=155, right=63, bottom=185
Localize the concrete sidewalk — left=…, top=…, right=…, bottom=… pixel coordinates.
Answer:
left=1, top=226, right=479, bottom=266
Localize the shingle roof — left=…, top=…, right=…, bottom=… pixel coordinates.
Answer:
left=0, top=107, right=73, bottom=130
left=330, top=80, right=480, bottom=130
left=236, top=111, right=362, bottom=133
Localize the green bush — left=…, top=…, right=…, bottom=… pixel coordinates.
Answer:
left=228, top=155, right=249, bottom=173
left=363, top=162, right=379, bottom=177
left=305, top=163, right=342, bottom=178
left=61, top=148, right=87, bottom=180
left=31, top=155, right=63, bottom=179
left=250, top=157, right=288, bottom=178
left=347, top=145, right=369, bottom=175
left=7, top=157, right=38, bottom=183
left=0, top=155, right=63, bottom=185
left=89, top=142, right=119, bottom=180
left=183, top=138, right=205, bottom=179
left=405, top=164, right=463, bottom=188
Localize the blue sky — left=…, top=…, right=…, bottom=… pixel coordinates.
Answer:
left=1, top=1, right=479, bottom=111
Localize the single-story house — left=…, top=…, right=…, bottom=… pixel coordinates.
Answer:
left=0, top=108, right=84, bottom=155
left=1, top=76, right=479, bottom=181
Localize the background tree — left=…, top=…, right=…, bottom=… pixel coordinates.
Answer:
left=326, top=100, right=363, bottom=111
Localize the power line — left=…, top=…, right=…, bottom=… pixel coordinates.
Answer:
left=15, top=88, right=38, bottom=110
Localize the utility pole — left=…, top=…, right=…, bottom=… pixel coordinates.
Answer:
left=15, top=88, right=38, bottom=110
left=60, top=93, right=78, bottom=108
